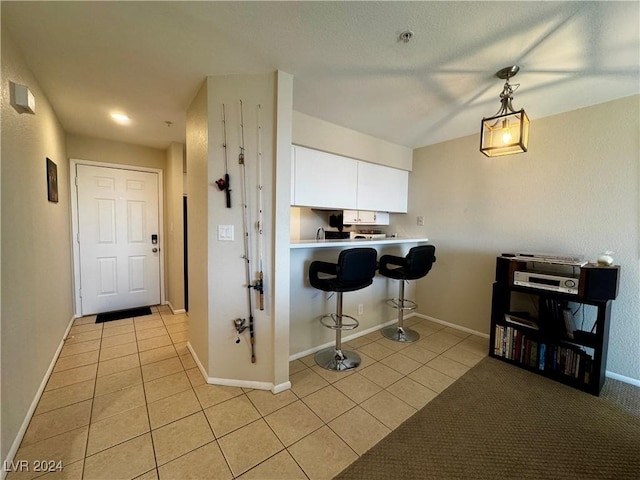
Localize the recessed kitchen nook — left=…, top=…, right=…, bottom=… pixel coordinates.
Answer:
left=289, top=144, right=430, bottom=362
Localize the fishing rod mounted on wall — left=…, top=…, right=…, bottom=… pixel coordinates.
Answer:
left=215, top=104, right=232, bottom=208
left=233, top=99, right=267, bottom=363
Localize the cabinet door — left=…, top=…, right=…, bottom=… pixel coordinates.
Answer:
left=357, top=161, right=408, bottom=212
left=343, top=209, right=360, bottom=224
left=342, top=210, right=390, bottom=225
left=292, top=146, right=357, bottom=209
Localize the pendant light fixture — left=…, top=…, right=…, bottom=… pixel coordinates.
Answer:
left=480, top=66, right=530, bottom=157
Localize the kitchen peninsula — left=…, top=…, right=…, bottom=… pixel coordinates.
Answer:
left=290, top=236, right=429, bottom=249
left=289, top=236, right=430, bottom=358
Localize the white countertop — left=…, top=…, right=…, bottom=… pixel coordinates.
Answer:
left=290, top=237, right=429, bottom=249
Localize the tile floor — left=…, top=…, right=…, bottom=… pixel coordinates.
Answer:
left=7, top=306, right=488, bottom=480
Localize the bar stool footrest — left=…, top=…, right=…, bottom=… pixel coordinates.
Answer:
left=386, top=298, right=418, bottom=311
left=319, top=313, right=359, bottom=330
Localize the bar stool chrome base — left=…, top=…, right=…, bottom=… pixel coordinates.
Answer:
left=381, top=325, right=420, bottom=343
left=382, top=286, right=420, bottom=343
left=315, top=348, right=361, bottom=371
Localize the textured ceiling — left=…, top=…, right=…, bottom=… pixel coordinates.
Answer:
left=3, top=1, right=639, bottom=149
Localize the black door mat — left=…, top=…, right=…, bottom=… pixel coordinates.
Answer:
left=96, top=306, right=152, bottom=323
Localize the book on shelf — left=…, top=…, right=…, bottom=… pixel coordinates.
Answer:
left=538, top=343, right=546, bottom=371
left=493, top=325, right=540, bottom=369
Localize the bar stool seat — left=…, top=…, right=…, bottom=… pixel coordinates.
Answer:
left=309, top=247, right=378, bottom=371
left=379, top=245, right=436, bottom=342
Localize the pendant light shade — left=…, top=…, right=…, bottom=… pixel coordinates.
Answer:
left=480, top=66, right=530, bottom=157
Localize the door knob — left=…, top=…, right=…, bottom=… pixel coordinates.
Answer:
left=152, top=248, right=158, bottom=253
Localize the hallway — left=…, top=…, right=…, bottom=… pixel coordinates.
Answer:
left=7, top=307, right=487, bottom=479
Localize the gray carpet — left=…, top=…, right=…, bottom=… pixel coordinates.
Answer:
left=335, top=357, right=640, bottom=479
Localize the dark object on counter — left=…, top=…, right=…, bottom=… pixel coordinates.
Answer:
left=324, top=230, right=350, bottom=240
left=329, top=213, right=344, bottom=231
left=378, top=245, right=437, bottom=342
left=309, top=247, right=378, bottom=371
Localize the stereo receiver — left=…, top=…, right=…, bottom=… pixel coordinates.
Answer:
left=513, top=271, right=579, bottom=295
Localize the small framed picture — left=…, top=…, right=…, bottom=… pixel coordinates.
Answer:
left=46, top=158, right=58, bottom=203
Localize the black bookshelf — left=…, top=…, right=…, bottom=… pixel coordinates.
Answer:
left=489, top=256, right=619, bottom=396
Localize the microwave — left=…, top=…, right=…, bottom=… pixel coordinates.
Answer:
left=350, top=231, right=387, bottom=240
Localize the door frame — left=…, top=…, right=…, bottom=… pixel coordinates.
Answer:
left=70, top=158, right=166, bottom=317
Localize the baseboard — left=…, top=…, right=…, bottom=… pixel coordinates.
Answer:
left=289, top=313, right=490, bottom=362
left=412, top=313, right=490, bottom=338
left=166, top=301, right=186, bottom=315
left=186, top=342, right=274, bottom=392
left=289, top=316, right=398, bottom=361
left=605, top=370, right=640, bottom=387
left=2, top=315, right=75, bottom=480
left=273, top=381, right=292, bottom=394
left=186, top=341, right=208, bottom=386
left=206, top=377, right=274, bottom=391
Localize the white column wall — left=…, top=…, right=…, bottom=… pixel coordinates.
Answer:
left=187, top=72, right=293, bottom=390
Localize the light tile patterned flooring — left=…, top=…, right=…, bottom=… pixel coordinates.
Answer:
left=8, top=306, right=488, bottom=480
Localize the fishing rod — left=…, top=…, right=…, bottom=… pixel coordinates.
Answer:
left=215, top=104, right=231, bottom=208
left=255, top=104, right=265, bottom=311
left=238, top=99, right=256, bottom=363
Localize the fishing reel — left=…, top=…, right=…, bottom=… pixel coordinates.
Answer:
left=215, top=178, right=228, bottom=191
left=233, top=318, right=247, bottom=343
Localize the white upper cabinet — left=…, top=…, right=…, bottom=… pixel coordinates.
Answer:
left=357, top=161, right=408, bottom=213
left=291, top=145, right=408, bottom=213
left=343, top=210, right=390, bottom=225
left=292, top=146, right=357, bottom=209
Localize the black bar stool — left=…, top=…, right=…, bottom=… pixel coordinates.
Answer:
left=308, top=247, right=378, bottom=371
left=378, top=245, right=436, bottom=342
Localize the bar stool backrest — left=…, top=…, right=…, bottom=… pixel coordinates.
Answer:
left=379, top=245, right=436, bottom=281
left=405, top=245, right=436, bottom=279
left=338, top=247, right=378, bottom=285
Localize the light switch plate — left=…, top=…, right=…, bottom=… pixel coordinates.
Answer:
left=218, top=225, right=234, bottom=241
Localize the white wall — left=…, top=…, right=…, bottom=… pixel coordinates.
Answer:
left=1, top=30, right=73, bottom=464
left=165, top=143, right=185, bottom=312
left=396, top=95, right=640, bottom=382
left=66, top=133, right=166, bottom=171
left=293, top=111, right=413, bottom=170
left=186, top=81, right=210, bottom=373
left=187, top=73, right=292, bottom=389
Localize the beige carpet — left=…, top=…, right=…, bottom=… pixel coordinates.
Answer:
left=335, top=357, right=640, bottom=479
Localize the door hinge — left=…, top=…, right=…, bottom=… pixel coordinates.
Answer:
left=75, top=177, right=78, bottom=186
left=77, top=233, right=80, bottom=243
left=79, top=288, right=82, bottom=298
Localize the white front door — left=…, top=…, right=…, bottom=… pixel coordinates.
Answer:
left=77, top=164, right=161, bottom=315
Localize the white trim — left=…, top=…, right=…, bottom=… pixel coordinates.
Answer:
left=272, top=381, right=292, bottom=394
left=289, top=313, right=490, bottom=362
left=412, top=313, right=490, bottom=338
left=606, top=370, right=640, bottom=387
left=69, top=159, right=165, bottom=317
left=166, top=301, right=186, bottom=315
left=289, top=316, right=398, bottom=361
left=205, top=377, right=274, bottom=391
left=186, top=342, right=277, bottom=392
left=187, top=341, right=208, bottom=384
left=2, top=316, right=75, bottom=480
